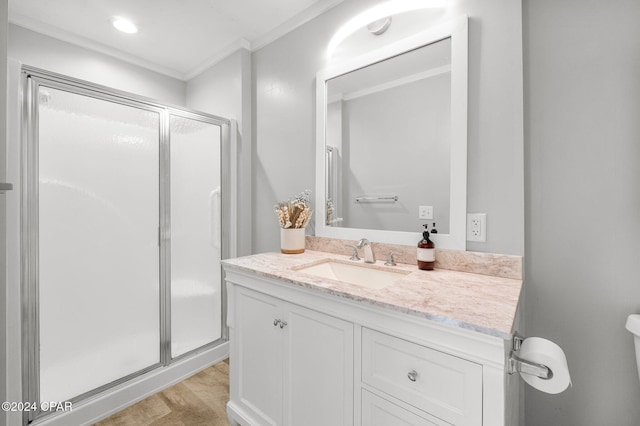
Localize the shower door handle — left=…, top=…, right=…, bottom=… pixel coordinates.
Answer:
left=0, top=183, right=13, bottom=193
left=209, top=187, right=221, bottom=250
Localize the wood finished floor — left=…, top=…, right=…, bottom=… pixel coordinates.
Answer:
left=95, top=359, right=230, bottom=426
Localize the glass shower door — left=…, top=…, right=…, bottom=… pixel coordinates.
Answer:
left=36, top=86, right=162, bottom=402
left=21, top=69, right=231, bottom=424
left=170, top=114, right=223, bottom=358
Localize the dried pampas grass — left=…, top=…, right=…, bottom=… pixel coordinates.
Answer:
left=274, top=189, right=313, bottom=229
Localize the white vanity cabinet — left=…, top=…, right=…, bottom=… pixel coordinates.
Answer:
left=227, top=277, right=354, bottom=426
left=224, top=265, right=517, bottom=426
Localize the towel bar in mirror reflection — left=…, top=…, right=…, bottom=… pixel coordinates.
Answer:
left=355, top=195, right=398, bottom=203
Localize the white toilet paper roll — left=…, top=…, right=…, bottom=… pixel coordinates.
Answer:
left=519, top=337, right=572, bottom=394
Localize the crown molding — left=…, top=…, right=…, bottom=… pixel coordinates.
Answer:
left=251, top=0, right=344, bottom=52
left=186, top=0, right=344, bottom=80
left=185, top=38, right=252, bottom=81
left=9, top=13, right=187, bottom=80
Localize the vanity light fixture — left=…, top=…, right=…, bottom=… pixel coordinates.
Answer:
left=326, top=0, right=447, bottom=58
left=112, top=17, right=138, bottom=34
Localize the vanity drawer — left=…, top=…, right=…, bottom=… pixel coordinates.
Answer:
left=361, top=389, right=450, bottom=426
left=361, top=328, right=482, bottom=426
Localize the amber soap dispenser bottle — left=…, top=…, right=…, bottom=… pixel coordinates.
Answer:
left=417, top=224, right=435, bottom=270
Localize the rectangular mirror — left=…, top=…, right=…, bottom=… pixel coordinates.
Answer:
left=315, top=16, right=468, bottom=249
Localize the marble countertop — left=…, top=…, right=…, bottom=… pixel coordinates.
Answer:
left=222, top=250, right=523, bottom=339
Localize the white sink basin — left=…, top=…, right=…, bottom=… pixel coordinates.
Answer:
left=295, top=259, right=409, bottom=290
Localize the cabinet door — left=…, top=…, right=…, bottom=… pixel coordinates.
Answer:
left=235, top=288, right=283, bottom=425
left=283, top=303, right=354, bottom=426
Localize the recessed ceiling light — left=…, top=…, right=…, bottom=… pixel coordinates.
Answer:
left=112, top=17, right=138, bottom=34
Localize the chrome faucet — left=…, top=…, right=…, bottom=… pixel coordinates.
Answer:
left=356, top=238, right=375, bottom=264
left=345, top=245, right=360, bottom=261
left=384, top=252, right=396, bottom=266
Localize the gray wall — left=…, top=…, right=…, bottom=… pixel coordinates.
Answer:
left=524, top=0, right=640, bottom=424
left=252, top=0, right=524, bottom=255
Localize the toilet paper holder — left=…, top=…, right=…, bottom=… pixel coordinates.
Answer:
left=508, top=333, right=553, bottom=380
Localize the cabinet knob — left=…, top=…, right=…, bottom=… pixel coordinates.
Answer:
left=407, top=370, right=418, bottom=382
left=280, top=321, right=288, bottom=329
left=273, top=319, right=281, bottom=326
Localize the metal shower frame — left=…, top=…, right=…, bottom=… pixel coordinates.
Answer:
left=20, top=65, right=232, bottom=425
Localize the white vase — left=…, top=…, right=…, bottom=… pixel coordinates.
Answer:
left=280, top=228, right=306, bottom=254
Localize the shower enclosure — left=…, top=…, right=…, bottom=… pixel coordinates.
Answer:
left=19, top=67, right=231, bottom=424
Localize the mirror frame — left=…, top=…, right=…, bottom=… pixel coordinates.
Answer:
left=315, top=16, right=468, bottom=249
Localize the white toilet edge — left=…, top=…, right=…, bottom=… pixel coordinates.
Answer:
left=626, top=314, right=640, bottom=336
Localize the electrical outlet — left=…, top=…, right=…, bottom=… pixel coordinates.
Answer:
left=467, top=213, right=487, bottom=242
left=419, top=205, right=433, bottom=220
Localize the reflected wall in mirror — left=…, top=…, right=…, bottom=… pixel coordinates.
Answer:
left=316, top=16, right=468, bottom=249
left=325, top=38, right=452, bottom=234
